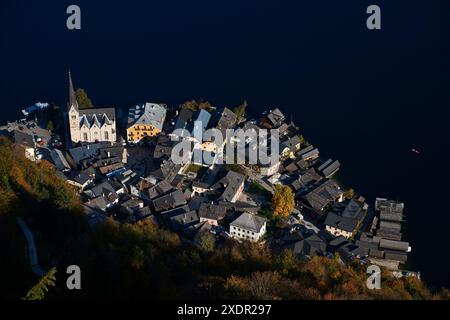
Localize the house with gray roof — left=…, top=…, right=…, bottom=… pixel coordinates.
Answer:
left=130, top=206, right=157, bottom=225
left=168, top=210, right=200, bottom=232
left=153, top=133, right=174, bottom=160
left=67, top=143, right=104, bottom=168
left=84, top=196, right=109, bottom=213
left=229, top=212, right=267, bottom=242
left=145, top=179, right=174, bottom=201
left=84, top=180, right=119, bottom=207
left=325, top=198, right=366, bottom=238
left=325, top=212, right=359, bottom=239
left=173, top=107, right=194, bottom=138
left=160, top=205, right=199, bottom=231
left=150, top=159, right=183, bottom=184
left=303, top=179, right=344, bottom=214
left=189, top=109, right=211, bottom=137
left=318, top=159, right=341, bottom=178
left=13, top=130, right=36, bottom=161
left=290, top=168, right=322, bottom=193
left=211, top=170, right=245, bottom=203
left=208, top=107, right=237, bottom=137
left=50, top=149, right=71, bottom=172
left=260, top=108, right=285, bottom=129
left=199, top=202, right=227, bottom=226
left=127, top=102, right=167, bottom=143
left=13, top=130, right=35, bottom=148
left=152, top=189, right=187, bottom=212
left=66, top=169, right=95, bottom=190
left=280, top=135, right=302, bottom=158
left=290, top=233, right=327, bottom=258
left=300, top=148, right=320, bottom=161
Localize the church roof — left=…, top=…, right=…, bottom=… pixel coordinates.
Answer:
left=79, top=108, right=116, bottom=128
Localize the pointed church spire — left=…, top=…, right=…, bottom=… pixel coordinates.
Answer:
left=68, top=70, right=78, bottom=111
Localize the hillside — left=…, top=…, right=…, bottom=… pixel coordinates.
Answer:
left=0, top=137, right=448, bottom=300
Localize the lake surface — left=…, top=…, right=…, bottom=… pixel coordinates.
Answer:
left=1, top=0, right=449, bottom=289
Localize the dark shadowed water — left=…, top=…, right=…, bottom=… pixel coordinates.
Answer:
left=1, top=0, right=449, bottom=289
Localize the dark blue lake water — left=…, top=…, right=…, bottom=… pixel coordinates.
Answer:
left=1, top=0, right=449, bottom=289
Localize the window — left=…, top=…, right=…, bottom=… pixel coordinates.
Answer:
left=83, top=133, right=88, bottom=141
left=104, top=131, right=109, bottom=140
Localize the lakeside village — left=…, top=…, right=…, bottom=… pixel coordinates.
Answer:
left=0, top=72, right=418, bottom=279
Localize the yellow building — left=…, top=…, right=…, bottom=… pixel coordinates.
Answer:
left=127, top=103, right=167, bottom=143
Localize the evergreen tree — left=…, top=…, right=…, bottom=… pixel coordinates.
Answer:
left=22, top=267, right=57, bottom=300
left=75, top=88, right=94, bottom=109
left=233, top=100, right=248, bottom=123
left=46, top=120, right=54, bottom=132
left=345, top=188, right=355, bottom=199
left=197, top=231, right=215, bottom=253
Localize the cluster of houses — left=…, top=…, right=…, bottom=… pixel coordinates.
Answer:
left=0, top=71, right=414, bottom=275
left=0, top=116, right=60, bottom=162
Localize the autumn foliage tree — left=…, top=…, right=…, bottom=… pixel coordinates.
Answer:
left=272, top=185, right=295, bottom=218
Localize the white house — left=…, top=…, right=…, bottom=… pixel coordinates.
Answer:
left=229, top=212, right=267, bottom=242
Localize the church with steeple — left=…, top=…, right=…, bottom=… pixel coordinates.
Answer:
left=68, top=71, right=117, bottom=144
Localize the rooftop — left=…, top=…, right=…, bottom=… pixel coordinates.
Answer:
left=304, top=179, right=343, bottom=212
left=230, top=212, right=266, bottom=233
left=128, top=102, right=167, bottom=131
left=13, top=130, right=34, bottom=148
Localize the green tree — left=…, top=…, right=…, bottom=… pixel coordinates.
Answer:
left=75, top=88, right=94, bottom=109
left=197, top=231, right=216, bottom=253
left=130, top=245, right=146, bottom=270
left=183, top=100, right=199, bottom=111
left=22, top=267, right=57, bottom=300
left=198, top=100, right=214, bottom=112
left=182, top=99, right=214, bottom=113
left=47, top=120, right=54, bottom=132
left=233, top=100, right=248, bottom=123
left=277, top=249, right=297, bottom=276
left=345, top=188, right=355, bottom=200
left=272, top=185, right=295, bottom=218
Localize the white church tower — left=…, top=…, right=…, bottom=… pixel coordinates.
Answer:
left=68, top=71, right=81, bottom=143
